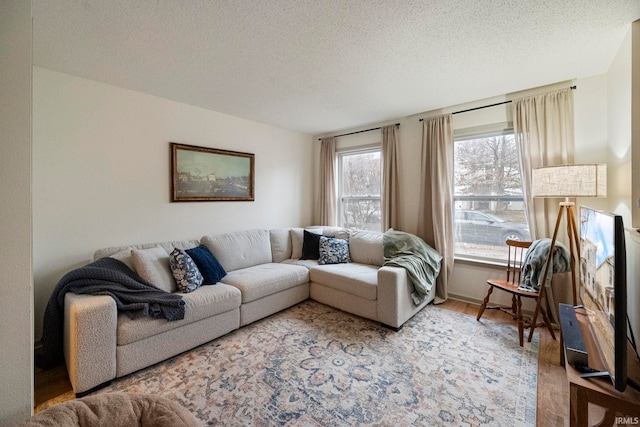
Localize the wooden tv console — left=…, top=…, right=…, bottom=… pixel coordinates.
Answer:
left=560, top=307, right=640, bottom=427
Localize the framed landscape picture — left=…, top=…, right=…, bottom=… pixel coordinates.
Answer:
left=170, top=142, right=255, bottom=202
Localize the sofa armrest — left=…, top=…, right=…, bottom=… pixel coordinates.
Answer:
left=64, top=293, right=117, bottom=394
left=377, top=266, right=428, bottom=329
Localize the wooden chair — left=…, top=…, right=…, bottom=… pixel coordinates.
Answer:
left=476, top=239, right=556, bottom=346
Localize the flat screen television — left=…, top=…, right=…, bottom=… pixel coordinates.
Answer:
left=578, top=206, right=627, bottom=391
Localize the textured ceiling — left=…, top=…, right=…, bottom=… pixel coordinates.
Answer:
left=32, top=0, right=639, bottom=135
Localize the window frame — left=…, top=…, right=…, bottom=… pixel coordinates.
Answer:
left=336, top=145, right=382, bottom=231
left=452, top=128, right=530, bottom=263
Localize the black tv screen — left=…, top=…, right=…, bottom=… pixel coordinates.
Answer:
left=579, top=206, right=627, bottom=391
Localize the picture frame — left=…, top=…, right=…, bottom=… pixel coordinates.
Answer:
left=170, top=142, right=255, bottom=202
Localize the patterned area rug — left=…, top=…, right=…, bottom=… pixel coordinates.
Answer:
left=94, top=301, right=539, bottom=426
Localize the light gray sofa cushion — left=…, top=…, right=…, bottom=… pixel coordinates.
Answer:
left=284, top=258, right=321, bottom=269
left=202, top=229, right=272, bottom=272
left=310, top=263, right=378, bottom=300
left=117, top=284, right=241, bottom=345
left=221, top=263, right=309, bottom=303
left=269, top=228, right=292, bottom=263
left=349, top=230, right=384, bottom=266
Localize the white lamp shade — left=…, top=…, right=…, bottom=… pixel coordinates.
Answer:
left=532, top=164, right=607, bottom=198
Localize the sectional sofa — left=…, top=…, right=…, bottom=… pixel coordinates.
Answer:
left=63, top=226, right=439, bottom=394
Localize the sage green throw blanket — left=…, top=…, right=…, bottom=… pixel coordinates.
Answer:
left=383, top=229, right=443, bottom=305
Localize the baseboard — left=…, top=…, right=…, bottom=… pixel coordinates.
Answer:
left=448, top=292, right=560, bottom=331
left=447, top=293, right=537, bottom=318
left=446, top=293, right=485, bottom=307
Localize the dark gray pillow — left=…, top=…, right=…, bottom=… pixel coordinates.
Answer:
left=301, top=230, right=333, bottom=260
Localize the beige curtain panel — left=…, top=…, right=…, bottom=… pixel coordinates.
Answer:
left=318, top=137, right=336, bottom=226
left=318, top=137, right=337, bottom=226
left=381, top=125, right=400, bottom=231
left=418, top=115, right=455, bottom=303
left=513, top=88, right=575, bottom=323
left=513, top=88, right=575, bottom=241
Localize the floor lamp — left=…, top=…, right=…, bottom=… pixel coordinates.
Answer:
left=528, top=164, right=607, bottom=342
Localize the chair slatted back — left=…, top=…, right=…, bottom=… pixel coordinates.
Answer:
left=505, top=239, right=532, bottom=285
left=478, top=239, right=556, bottom=347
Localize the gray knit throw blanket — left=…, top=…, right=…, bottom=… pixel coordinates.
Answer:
left=37, top=257, right=185, bottom=368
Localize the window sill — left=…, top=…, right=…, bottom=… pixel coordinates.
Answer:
left=454, top=255, right=507, bottom=268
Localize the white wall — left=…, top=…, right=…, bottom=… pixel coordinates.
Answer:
left=608, top=29, right=633, bottom=223
left=632, top=21, right=640, bottom=344
left=573, top=74, right=610, bottom=212
left=33, top=68, right=313, bottom=340
left=606, top=23, right=640, bottom=341
left=634, top=21, right=640, bottom=229
left=0, top=1, right=34, bottom=424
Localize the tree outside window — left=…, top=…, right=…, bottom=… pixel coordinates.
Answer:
left=338, top=149, right=381, bottom=231
left=454, top=133, right=530, bottom=261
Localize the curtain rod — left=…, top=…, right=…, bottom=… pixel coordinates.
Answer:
left=318, top=123, right=400, bottom=140
left=419, top=85, right=577, bottom=121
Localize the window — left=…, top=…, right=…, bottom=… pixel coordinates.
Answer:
left=453, top=132, right=530, bottom=261
left=337, top=148, right=381, bottom=231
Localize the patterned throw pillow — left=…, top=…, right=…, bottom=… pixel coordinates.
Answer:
left=169, top=248, right=204, bottom=293
left=318, top=236, right=351, bottom=265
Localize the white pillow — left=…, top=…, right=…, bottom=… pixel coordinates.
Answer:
left=131, top=246, right=176, bottom=293
left=269, top=228, right=292, bottom=263
left=290, top=227, right=323, bottom=259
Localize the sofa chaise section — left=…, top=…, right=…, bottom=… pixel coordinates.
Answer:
left=310, top=262, right=380, bottom=322
left=302, top=228, right=436, bottom=329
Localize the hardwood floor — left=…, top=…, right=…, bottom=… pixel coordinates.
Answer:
left=34, top=364, right=74, bottom=412
left=34, top=299, right=569, bottom=425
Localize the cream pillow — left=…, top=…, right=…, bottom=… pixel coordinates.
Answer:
left=290, top=227, right=323, bottom=259
left=131, top=246, right=176, bottom=293
left=269, top=228, right=292, bottom=263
